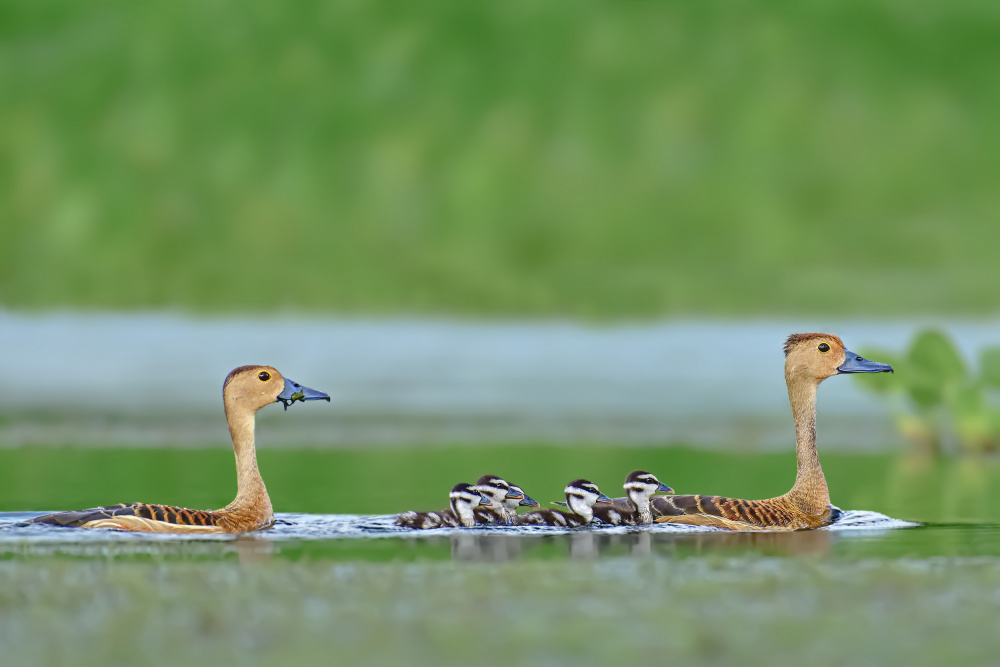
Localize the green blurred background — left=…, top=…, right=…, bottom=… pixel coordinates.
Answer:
left=2, top=0, right=998, bottom=318
left=3, top=0, right=1000, bottom=504
left=5, top=6, right=1000, bottom=665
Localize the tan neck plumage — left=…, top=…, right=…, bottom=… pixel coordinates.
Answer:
left=221, top=399, right=273, bottom=521
left=784, top=373, right=830, bottom=514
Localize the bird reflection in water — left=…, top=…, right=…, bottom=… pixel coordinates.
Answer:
left=230, top=535, right=275, bottom=564
left=447, top=526, right=833, bottom=562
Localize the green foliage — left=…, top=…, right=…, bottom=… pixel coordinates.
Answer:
left=2, top=1, right=1000, bottom=316
left=858, top=330, right=1000, bottom=455
left=981, top=347, right=1000, bottom=389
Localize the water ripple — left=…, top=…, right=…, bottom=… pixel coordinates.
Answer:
left=0, top=509, right=917, bottom=545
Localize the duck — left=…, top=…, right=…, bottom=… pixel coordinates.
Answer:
left=515, top=479, right=612, bottom=527
left=653, top=333, right=892, bottom=530
left=508, top=483, right=540, bottom=513
left=25, top=366, right=330, bottom=533
left=596, top=470, right=674, bottom=526
left=472, top=475, right=540, bottom=525
left=395, top=483, right=492, bottom=529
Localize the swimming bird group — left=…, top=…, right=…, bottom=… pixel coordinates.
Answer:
left=25, top=333, right=892, bottom=534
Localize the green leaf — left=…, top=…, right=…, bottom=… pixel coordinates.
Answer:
left=981, top=347, right=1000, bottom=389
left=908, top=383, right=942, bottom=409
left=908, top=330, right=966, bottom=384
left=951, top=380, right=986, bottom=416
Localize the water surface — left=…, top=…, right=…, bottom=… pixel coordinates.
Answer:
left=4, top=310, right=997, bottom=447
left=2, top=444, right=997, bottom=563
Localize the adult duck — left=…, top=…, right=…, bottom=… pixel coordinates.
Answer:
left=654, top=333, right=892, bottom=530
left=26, top=366, right=329, bottom=533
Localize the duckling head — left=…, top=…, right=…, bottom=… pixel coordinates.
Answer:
left=623, top=470, right=674, bottom=503
left=783, top=333, right=893, bottom=384
left=223, top=365, right=330, bottom=413
left=475, top=474, right=515, bottom=508
left=564, top=479, right=613, bottom=521
left=450, top=482, right=491, bottom=526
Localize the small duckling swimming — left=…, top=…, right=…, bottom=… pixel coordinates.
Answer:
left=515, top=479, right=612, bottom=527
left=596, top=470, right=674, bottom=526
left=473, top=475, right=540, bottom=525
left=394, top=483, right=492, bottom=529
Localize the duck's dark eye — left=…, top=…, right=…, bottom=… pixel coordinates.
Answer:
left=818, top=343, right=830, bottom=353
left=258, top=371, right=271, bottom=381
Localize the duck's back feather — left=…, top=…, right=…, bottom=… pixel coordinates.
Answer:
left=27, top=503, right=223, bottom=529
left=651, top=494, right=809, bottom=528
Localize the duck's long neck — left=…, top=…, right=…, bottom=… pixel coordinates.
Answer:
left=223, top=402, right=272, bottom=520
left=786, top=374, right=829, bottom=512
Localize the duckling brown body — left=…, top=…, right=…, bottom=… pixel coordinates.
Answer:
left=515, top=479, right=612, bottom=527
left=654, top=334, right=892, bottom=531
left=26, top=366, right=329, bottom=534
left=395, top=483, right=491, bottom=529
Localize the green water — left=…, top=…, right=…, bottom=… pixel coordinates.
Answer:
left=2, top=446, right=999, bottom=560
left=2, top=446, right=999, bottom=666
left=2, top=445, right=996, bottom=522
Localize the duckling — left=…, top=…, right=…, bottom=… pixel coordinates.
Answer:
left=596, top=470, right=674, bottom=526
left=653, top=334, right=892, bottom=530
left=472, top=475, right=518, bottom=525
left=515, top=479, right=612, bottom=527
left=395, top=483, right=493, bottom=529
left=472, top=475, right=539, bottom=525
left=25, top=366, right=329, bottom=533
left=508, top=484, right=540, bottom=512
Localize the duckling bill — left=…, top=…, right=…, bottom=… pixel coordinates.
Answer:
left=473, top=475, right=539, bottom=525
left=26, top=366, right=329, bottom=533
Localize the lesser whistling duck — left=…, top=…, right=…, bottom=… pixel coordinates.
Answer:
left=26, top=366, right=330, bottom=533
left=653, top=333, right=892, bottom=530
left=472, top=475, right=539, bottom=525
left=395, top=483, right=492, bottom=529
left=515, top=479, right=612, bottom=527
left=597, top=470, right=674, bottom=525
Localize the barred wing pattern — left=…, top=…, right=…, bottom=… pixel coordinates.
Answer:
left=27, top=503, right=223, bottom=528
left=652, top=495, right=802, bottom=528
